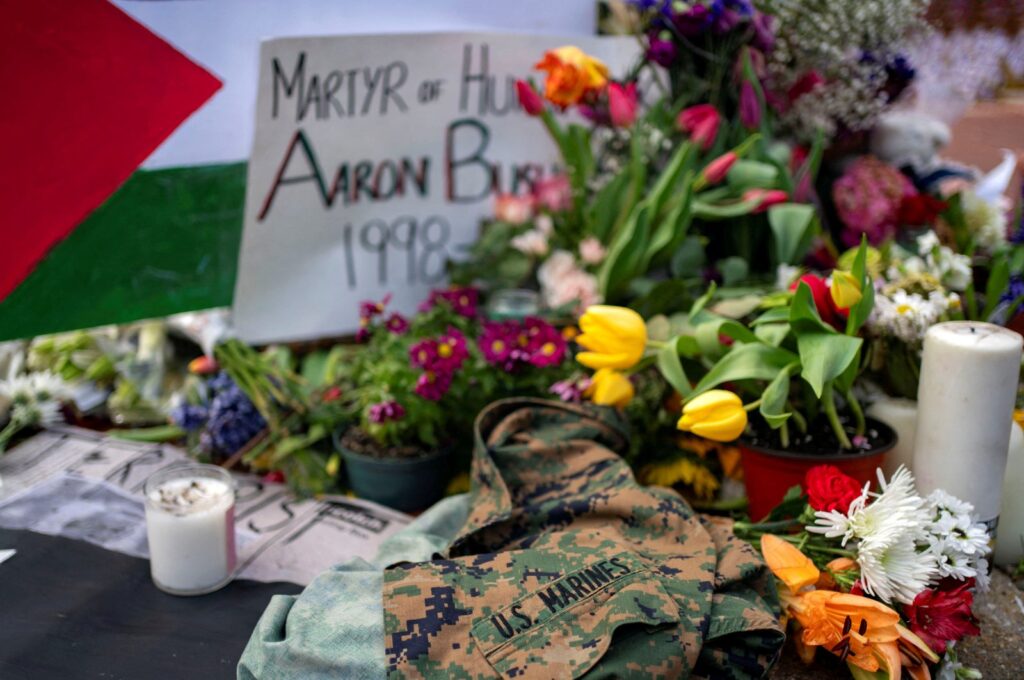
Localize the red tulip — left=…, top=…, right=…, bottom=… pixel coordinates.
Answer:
left=699, top=151, right=737, bottom=187
left=677, top=104, right=721, bottom=151
left=608, top=82, right=638, bottom=128
left=743, top=188, right=789, bottom=213
left=515, top=79, right=544, bottom=116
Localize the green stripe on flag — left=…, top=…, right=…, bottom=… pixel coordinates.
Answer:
left=0, top=162, right=246, bottom=341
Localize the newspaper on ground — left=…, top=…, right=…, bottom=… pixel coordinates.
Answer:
left=0, top=427, right=411, bottom=585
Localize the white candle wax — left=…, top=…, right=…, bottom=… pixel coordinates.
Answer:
left=996, top=422, right=1024, bottom=566
left=913, top=322, right=1023, bottom=525
left=144, top=465, right=236, bottom=595
left=866, top=396, right=918, bottom=477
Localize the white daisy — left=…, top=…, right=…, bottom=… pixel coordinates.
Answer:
left=919, top=488, right=992, bottom=587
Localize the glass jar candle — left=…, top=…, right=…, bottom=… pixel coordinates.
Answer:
left=144, top=464, right=237, bottom=595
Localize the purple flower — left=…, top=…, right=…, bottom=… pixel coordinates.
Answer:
left=420, top=287, right=479, bottom=318
left=739, top=81, right=761, bottom=129
left=368, top=400, right=406, bottom=424
left=1000, top=274, right=1024, bottom=317
left=385, top=313, right=409, bottom=335
left=409, top=339, right=439, bottom=370
left=712, top=8, right=741, bottom=33
left=673, top=5, right=712, bottom=37
left=359, top=294, right=391, bottom=321
left=414, top=371, right=452, bottom=401
left=645, top=35, right=678, bottom=67
left=750, top=12, right=775, bottom=52
left=550, top=378, right=591, bottom=403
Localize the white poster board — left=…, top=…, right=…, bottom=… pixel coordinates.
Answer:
left=233, top=32, right=636, bottom=343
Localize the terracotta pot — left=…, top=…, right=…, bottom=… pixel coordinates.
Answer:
left=739, top=418, right=896, bottom=521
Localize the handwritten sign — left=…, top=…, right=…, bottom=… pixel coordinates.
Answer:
left=233, top=32, right=636, bottom=343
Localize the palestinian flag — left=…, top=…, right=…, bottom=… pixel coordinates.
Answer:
left=0, top=0, right=228, bottom=341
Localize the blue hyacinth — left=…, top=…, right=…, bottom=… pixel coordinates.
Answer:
left=170, top=404, right=209, bottom=432
left=175, top=372, right=267, bottom=457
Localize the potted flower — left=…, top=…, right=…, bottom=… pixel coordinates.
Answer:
left=575, top=240, right=896, bottom=518
left=331, top=288, right=572, bottom=512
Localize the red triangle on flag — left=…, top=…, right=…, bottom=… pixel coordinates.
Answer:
left=0, top=0, right=222, bottom=302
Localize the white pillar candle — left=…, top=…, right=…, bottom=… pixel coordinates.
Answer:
left=995, top=421, right=1024, bottom=566
left=866, top=396, right=919, bottom=477
left=144, top=464, right=236, bottom=595
left=913, top=322, right=1023, bottom=528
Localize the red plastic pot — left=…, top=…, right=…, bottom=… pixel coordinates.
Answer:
left=739, top=418, right=896, bottom=521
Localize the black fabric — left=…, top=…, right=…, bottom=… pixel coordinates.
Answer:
left=0, top=528, right=303, bottom=679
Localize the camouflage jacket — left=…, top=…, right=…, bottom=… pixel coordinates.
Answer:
left=382, top=398, right=783, bottom=679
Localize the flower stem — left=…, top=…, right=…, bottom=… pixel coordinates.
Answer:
left=822, top=383, right=852, bottom=449
left=743, top=399, right=763, bottom=412
left=845, top=388, right=866, bottom=438
left=646, top=340, right=668, bottom=350
left=0, top=418, right=25, bottom=454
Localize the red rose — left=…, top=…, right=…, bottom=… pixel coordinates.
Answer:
left=804, top=464, right=864, bottom=513
left=898, top=193, right=948, bottom=227
left=904, top=578, right=981, bottom=653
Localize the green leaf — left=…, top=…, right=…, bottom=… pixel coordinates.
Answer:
left=755, top=322, right=790, bottom=346
left=692, top=342, right=799, bottom=396
left=984, top=255, right=1011, bottom=321
left=657, top=337, right=693, bottom=397
left=752, top=306, right=792, bottom=325
left=599, top=203, right=652, bottom=298
left=763, top=484, right=807, bottom=522
left=588, top=170, right=630, bottom=242
left=768, top=203, right=816, bottom=265
left=727, top=160, right=779, bottom=190
left=790, top=283, right=862, bottom=397
left=760, top=363, right=797, bottom=429
left=646, top=175, right=695, bottom=267
left=689, top=281, right=717, bottom=319
left=694, top=316, right=759, bottom=357
left=692, top=196, right=763, bottom=220
left=648, top=142, right=694, bottom=218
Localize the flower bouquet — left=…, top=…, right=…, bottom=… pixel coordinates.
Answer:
left=736, top=463, right=989, bottom=679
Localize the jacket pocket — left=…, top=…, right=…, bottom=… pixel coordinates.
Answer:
left=469, top=552, right=681, bottom=679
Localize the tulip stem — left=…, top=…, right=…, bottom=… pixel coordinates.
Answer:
left=822, top=384, right=852, bottom=450
left=646, top=340, right=668, bottom=350
left=844, top=388, right=866, bottom=438
left=743, top=399, right=762, bottom=412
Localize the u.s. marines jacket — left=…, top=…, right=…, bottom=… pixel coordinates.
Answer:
left=239, top=398, right=784, bottom=679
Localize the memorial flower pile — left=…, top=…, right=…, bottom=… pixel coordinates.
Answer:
left=737, top=463, right=988, bottom=678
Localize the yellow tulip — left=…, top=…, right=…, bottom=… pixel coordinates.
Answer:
left=576, top=305, right=647, bottom=370
left=677, top=389, right=748, bottom=442
left=584, top=368, right=634, bottom=408
left=829, top=270, right=862, bottom=310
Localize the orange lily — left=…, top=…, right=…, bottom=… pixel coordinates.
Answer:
left=761, top=534, right=820, bottom=594
left=791, top=590, right=901, bottom=673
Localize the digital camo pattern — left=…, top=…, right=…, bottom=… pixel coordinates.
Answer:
left=382, top=398, right=784, bottom=679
